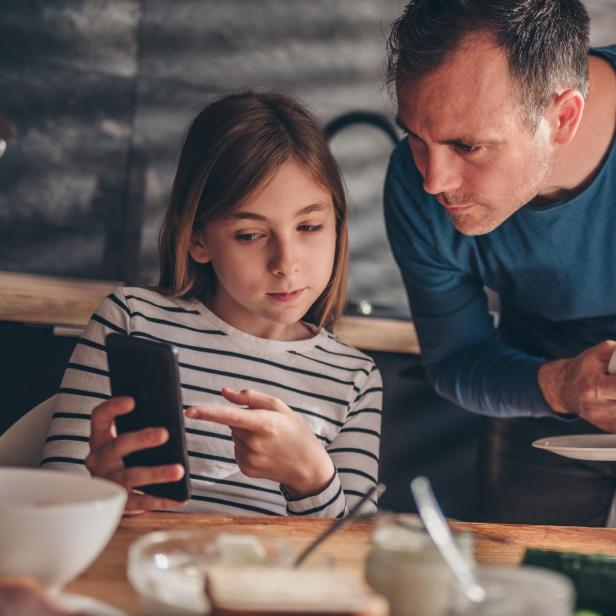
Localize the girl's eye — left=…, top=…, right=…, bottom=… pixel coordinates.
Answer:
left=298, top=224, right=324, bottom=233
left=235, top=232, right=263, bottom=242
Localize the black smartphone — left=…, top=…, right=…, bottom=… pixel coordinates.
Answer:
left=106, top=333, right=191, bottom=501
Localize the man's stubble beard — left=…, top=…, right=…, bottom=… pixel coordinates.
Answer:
left=446, top=147, right=555, bottom=237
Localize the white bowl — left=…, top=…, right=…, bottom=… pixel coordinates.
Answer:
left=0, top=467, right=127, bottom=589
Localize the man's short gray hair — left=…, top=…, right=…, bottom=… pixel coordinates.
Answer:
left=387, top=0, right=590, bottom=130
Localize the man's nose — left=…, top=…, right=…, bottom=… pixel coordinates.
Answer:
left=421, top=150, right=462, bottom=195
left=269, top=239, right=299, bottom=277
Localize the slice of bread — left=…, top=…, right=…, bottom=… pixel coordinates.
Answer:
left=205, top=566, right=387, bottom=616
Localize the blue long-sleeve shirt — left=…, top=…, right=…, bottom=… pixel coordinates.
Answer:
left=384, top=45, right=616, bottom=419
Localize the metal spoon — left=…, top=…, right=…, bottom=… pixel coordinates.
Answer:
left=293, top=482, right=385, bottom=567
left=410, top=476, right=487, bottom=603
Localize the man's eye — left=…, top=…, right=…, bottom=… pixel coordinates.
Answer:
left=456, top=143, right=482, bottom=154
left=235, top=232, right=263, bottom=242
left=298, top=224, right=324, bottom=233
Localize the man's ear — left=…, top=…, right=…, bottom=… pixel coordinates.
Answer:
left=188, top=231, right=210, bottom=264
left=549, top=88, right=585, bottom=146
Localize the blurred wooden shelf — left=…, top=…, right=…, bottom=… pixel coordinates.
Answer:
left=0, top=271, right=419, bottom=354
left=0, top=272, right=118, bottom=327
left=334, top=314, right=419, bottom=355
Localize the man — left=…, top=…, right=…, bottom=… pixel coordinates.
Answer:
left=384, top=0, right=616, bottom=525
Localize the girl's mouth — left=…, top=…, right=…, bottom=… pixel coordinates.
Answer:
left=267, top=288, right=305, bottom=302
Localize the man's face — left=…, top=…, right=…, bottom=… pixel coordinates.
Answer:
left=396, top=33, right=556, bottom=236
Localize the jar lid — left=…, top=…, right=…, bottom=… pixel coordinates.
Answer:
left=372, top=524, right=433, bottom=554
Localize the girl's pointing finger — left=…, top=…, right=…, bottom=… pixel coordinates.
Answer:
left=185, top=405, right=263, bottom=432
left=221, top=387, right=288, bottom=413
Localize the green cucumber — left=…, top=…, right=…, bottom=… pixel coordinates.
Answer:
left=523, top=548, right=616, bottom=613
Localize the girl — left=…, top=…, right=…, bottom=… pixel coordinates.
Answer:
left=41, top=91, right=382, bottom=517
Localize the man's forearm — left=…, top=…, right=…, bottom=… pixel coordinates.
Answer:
left=424, top=342, right=555, bottom=419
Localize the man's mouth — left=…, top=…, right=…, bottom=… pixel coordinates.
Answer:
left=445, top=203, right=474, bottom=211
left=438, top=196, right=477, bottom=212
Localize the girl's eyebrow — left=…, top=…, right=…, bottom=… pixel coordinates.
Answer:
left=227, top=202, right=329, bottom=221
left=294, top=202, right=329, bottom=217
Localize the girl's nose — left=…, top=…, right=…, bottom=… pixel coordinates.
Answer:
left=269, top=240, right=299, bottom=277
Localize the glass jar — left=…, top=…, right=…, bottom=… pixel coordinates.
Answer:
left=364, top=514, right=574, bottom=616
left=364, top=514, right=474, bottom=616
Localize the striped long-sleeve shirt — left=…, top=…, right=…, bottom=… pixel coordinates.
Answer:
left=41, top=287, right=382, bottom=517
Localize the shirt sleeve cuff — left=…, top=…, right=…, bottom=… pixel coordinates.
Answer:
left=282, top=471, right=347, bottom=517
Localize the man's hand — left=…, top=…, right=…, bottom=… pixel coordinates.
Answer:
left=185, top=388, right=334, bottom=498
left=85, top=397, right=187, bottom=513
left=538, top=340, right=616, bottom=431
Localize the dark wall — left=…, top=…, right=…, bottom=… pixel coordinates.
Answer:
left=1, top=323, right=79, bottom=435
left=2, top=0, right=611, bottom=308
left=370, top=350, right=481, bottom=518
left=0, top=0, right=409, bottom=314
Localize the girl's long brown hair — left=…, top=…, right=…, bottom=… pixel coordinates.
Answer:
left=158, top=91, right=348, bottom=330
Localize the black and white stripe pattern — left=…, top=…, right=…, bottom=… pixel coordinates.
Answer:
left=41, top=287, right=382, bottom=517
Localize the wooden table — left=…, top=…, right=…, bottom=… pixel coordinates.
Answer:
left=65, top=513, right=616, bottom=615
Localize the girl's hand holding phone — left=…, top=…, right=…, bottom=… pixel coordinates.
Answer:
left=185, top=388, right=335, bottom=498
left=85, top=396, right=187, bottom=513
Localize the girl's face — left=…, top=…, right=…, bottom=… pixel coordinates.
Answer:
left=189, top=159, right=337, bottom=340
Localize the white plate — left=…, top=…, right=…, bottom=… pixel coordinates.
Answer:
left=532, top=434, right=616, bottom=461
left=59, top=593, right=128, bottom=616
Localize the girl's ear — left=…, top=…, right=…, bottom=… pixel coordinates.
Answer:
left=188, top=230, right=210, bottom=264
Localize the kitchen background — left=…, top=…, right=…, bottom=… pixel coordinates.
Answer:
left=1, top=0, right=614, bottom=517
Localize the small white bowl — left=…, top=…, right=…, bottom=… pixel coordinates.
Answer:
left=0, top=467, right=127, bottom=589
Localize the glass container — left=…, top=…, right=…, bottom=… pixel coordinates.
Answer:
left=128, top=530, right=294, bottom=615
left=364, top=513, right=474, bottom=616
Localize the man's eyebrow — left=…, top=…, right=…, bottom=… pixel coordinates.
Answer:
left=441, top=135, right=501, bottom=147
left=227, top=202, right=329, bottom=222
left=396, top=117, right=500, bottom=147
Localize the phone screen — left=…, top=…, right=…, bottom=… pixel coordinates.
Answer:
left=106, top=333, right=191, bottom=501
